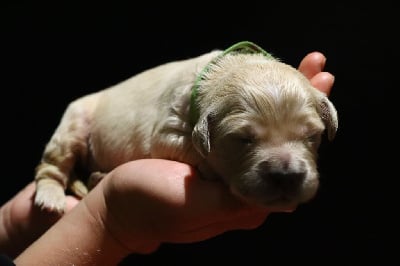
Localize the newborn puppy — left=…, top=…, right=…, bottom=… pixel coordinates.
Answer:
left=34, top=41, right=338, bottom=214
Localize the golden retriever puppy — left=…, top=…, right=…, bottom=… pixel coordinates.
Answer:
left=34, top=41, right=338, bottom=214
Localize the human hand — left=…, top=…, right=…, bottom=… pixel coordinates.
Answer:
left=13, top=160, right=271, bottom=265
left=0, top=182, right=79, bottom=258
left=298, top=51, right=335, bottom=95
left=85, top=159, right=271, bottom=254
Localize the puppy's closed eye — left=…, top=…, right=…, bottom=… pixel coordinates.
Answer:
left=230, top=131, right=257, bottom=146
left=238, top=135, right=256, bottom=145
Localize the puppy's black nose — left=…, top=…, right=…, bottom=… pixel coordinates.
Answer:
left=258, top=161, right=306, bottom=191
left=267, top=171, right=305, bottom=189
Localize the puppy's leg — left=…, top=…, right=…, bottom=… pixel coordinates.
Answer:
left=34, top=93, right=98, bottom=214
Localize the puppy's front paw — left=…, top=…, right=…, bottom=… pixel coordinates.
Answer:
left=34, top=179, right=66, bottom=214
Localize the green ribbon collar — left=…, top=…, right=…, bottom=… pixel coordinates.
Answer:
left=189, top=41, right=273, bottom=127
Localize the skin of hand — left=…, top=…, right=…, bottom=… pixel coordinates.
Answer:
left=298, top=52, right=334, bottom=95
left=0, top=52, right=334, bottom=265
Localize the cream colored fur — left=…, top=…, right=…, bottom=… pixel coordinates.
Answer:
left=34, top=49, right=338, bottom=213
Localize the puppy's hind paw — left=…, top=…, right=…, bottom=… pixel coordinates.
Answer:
left=34, top=179, right=66, bottom=215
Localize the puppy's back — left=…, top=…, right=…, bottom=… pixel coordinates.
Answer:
left=89, top=51, right=221, bottom=171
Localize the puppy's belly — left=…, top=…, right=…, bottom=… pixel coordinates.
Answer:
left=88, top=110, right=155, bottom=172
left=88, top=130, right=150, bottom=172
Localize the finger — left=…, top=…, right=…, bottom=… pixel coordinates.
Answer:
left=65, top=196, right=80, bottom=213
left=104, top=160, right=270, bottom=233
left=298, top=51, right=327, bottom=80
left=169, top=211, right=269, bottom=243
left=310, top=72, right=335, bottom=96
left=0, top=183, right=60, bottom=257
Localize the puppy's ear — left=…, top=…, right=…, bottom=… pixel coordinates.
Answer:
left=318, top=94, right=338, bottom=141
left=192, top=114, right=211, bottom=157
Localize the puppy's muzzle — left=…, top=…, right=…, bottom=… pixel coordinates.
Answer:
left=258, top=160, right=306, bottom=195
left=257, top=151, right=309, bottom=199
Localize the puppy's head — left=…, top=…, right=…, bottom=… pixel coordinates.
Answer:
left=192, top=53, right=338, bottom=209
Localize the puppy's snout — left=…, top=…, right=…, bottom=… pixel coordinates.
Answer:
left=258, top=160, right=306, bottom=191
left=267, top=171, right=305, bottom=188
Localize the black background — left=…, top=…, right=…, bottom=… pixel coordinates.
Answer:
left=1, top=1, right=397, bottom=265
